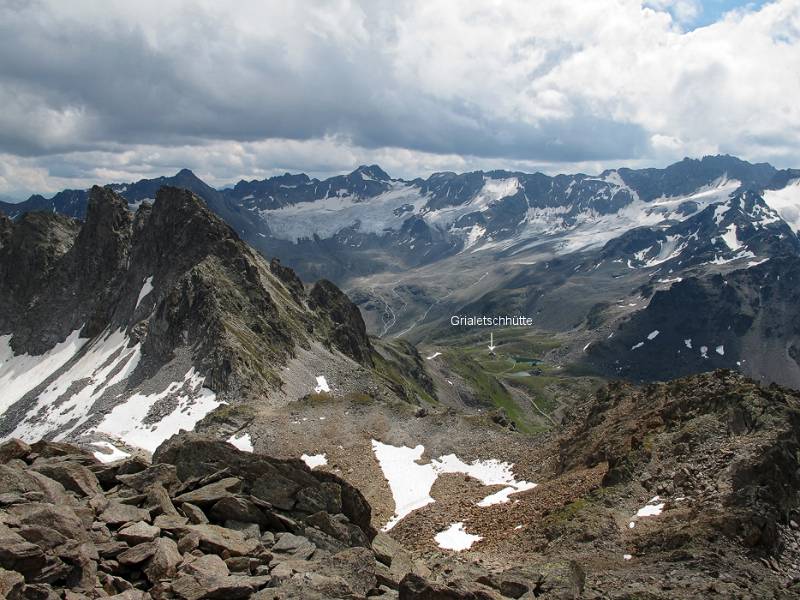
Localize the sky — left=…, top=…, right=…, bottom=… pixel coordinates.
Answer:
left=0, top=0, right=797, bottom=199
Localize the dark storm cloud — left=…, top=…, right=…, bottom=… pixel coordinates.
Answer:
left=0, top=1, right=647, bottom=163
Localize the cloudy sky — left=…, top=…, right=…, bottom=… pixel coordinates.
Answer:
left=0, top=0, right=797, bottom=199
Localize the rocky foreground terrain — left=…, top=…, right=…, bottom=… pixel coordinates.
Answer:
left=0, top=431, right=586, bottom=600
left=2, top=370, right=800, bottom=599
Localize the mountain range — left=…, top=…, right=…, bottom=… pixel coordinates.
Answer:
left=3, top=154, right=800, bottom=393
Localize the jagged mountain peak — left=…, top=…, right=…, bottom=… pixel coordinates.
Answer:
left=74, top=187, right=134, bottom=299
left=151, top=185, right=224, bottom=225
left=83, top=185, right=131, bottom=228
left=350, top=164, right=391, bottom=181
left=0, top=182, right=376, bottom=448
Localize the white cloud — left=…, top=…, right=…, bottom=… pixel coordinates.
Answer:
left=0, top=0, right=797, bottom=197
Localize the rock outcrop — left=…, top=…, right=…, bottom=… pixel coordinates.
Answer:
left=0, top=433, right=388, bottom=600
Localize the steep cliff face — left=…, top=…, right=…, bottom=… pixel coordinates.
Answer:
left=0, top=185, right=374, bottom=451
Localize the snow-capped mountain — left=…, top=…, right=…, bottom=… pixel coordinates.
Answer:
left=3, top=154, right=800, bottom=363
left=0, top=186, right=374, bottom=453
left=3, top=156, right=798, bottom=284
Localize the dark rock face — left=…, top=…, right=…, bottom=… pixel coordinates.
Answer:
left=309, top=279, right=374, bottom=367
left=587, top=257, right=800, bottom=388
left=268, top=258, right=305, bottom=304
left=152, top=433, right=375, bottom=540
left=74, top=187, right=134, bottom=295
left=0, top=212, right=80, bottom=340
left=0, top=433, right=387, bottom=599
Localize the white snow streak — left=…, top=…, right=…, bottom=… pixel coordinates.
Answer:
left=135, top=276, right=154, bottom=309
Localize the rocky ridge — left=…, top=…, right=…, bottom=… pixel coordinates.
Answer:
left=0, top=185, right=376, bottom=448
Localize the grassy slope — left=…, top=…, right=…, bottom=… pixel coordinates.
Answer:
left=427, top=326, right=605, bottom=433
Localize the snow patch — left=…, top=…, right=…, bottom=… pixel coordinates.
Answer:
left=314, top=376, right=330, bottom=393
left=90, top=441, right=130, bottom=464
left=426, top=352, right=442, bottom=360
left=371, top=440, right=536, bottom=530
left=721, top=224, right=742, bottom=252
left=477, top=482, right=537, bottom=507
left=301, top=453, right=328, bottom=469
left=462, top=224, right=486, bottom=250
left=435, top=522, right=482, bottom=551
left=635, top=496, right=665, bottom=518
left=228, top=432, right=254, bottom=452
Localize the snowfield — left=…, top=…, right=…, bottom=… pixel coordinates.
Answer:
left=259, top=183, right=427, bottom=242
left=0, top=328, right=87, bottom=411
left=763, top=179, right=800, bottom=233
left=0, top=328, right=224, bottom=456
left=94, top=368, right=223, bottom=453
left=371, top=440, right=537, bottom=530
left=9, top=329, right=142, bottom=442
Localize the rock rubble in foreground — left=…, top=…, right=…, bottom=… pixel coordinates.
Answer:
left=0, top=433, right=579, bottom=600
